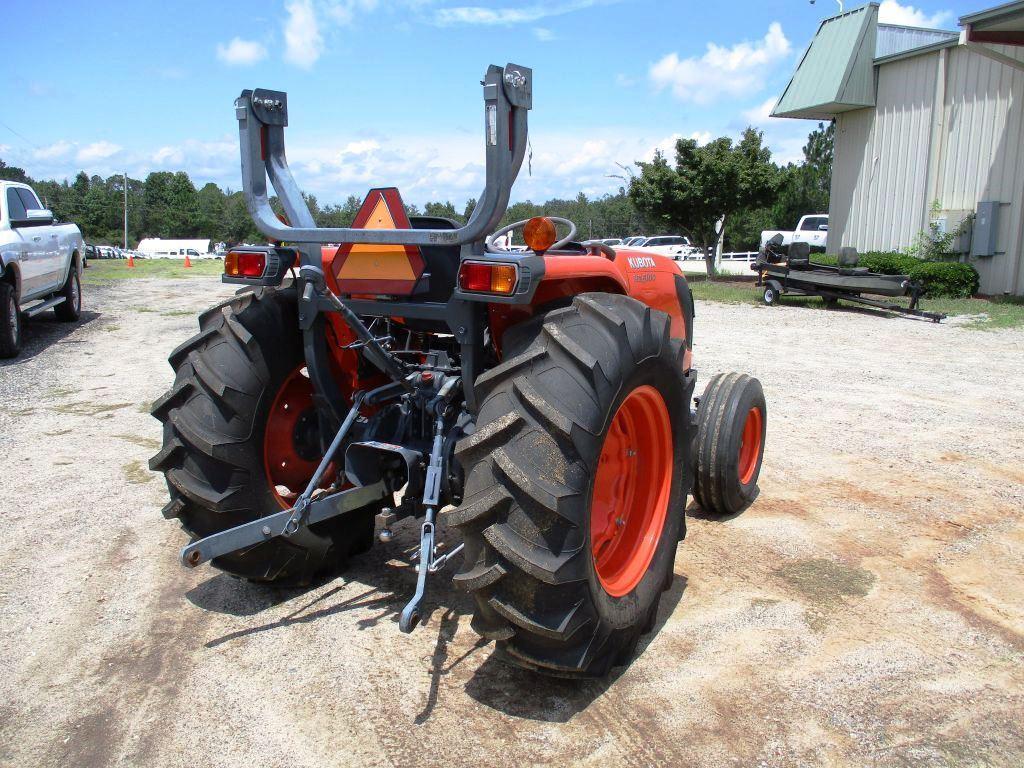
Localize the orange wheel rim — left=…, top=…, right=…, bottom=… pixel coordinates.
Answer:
left=737, top=406, right=763, bottom=485
left=263, top=366, right=321, bottom=508
left=590, top=385, right=673, bottom=597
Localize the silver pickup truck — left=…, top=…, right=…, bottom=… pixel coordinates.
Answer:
left=0, top=181, right=84, bottom=358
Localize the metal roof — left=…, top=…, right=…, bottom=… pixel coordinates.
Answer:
left=772, top=4, right=879, bottom=120
left=961, top=0, right=1024, bottom=27
left=876, top=24, right=959, bottom=58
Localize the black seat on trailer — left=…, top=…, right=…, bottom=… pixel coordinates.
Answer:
left=788, top=241, right=810, bottom=267
left=837, top=246, right=870, bottom=276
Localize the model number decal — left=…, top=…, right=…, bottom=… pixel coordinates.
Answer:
left=627, top=256, right=655, bottom=269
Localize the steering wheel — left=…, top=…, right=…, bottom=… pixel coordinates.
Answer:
left=486, top=216, right=578, bottom=253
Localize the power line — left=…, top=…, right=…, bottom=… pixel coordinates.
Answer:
left=0, top=118, right=41, bottom=151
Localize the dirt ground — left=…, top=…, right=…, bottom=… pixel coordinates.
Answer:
left=1, top=277, right=1022, bottom=768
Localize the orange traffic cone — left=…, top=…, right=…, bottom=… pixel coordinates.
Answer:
left=127, top=251, right=135, bottom=268
left=183, top=252, right=192, bottom=268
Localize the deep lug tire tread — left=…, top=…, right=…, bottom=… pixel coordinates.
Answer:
left=449, top=293, right=693, bottom=677
left=150, top=284, right=377, bottom=585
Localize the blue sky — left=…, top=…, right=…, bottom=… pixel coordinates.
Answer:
left=3, top=0, right=979, bottom=206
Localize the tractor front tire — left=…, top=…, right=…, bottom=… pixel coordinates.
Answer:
left=149, top=284, right=377, bottom=585
left=451, top=294, right=693, bottom=677
left=692, top=373, right=767, bottom=516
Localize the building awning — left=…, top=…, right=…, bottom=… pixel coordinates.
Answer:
left=962, top=0, right=1024, bottom=44
left=772, top=4, right=879, bottom=120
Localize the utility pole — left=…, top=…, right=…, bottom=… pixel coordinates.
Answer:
left=122, top=171, right=128, bottom=249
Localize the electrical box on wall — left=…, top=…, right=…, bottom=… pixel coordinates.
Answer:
left=971, top=201, right=999, bottom=257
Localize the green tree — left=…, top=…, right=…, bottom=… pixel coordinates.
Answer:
left=630, top=128, right=779, bottom=274
left=424, top=201, right=461, bottom=221
left=0, top=159, right=30, bottom=183
left=197, top=182, right=226, bottom=240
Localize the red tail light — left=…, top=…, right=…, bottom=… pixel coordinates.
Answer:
left=225, top=250, right=267, bottom=278
left=458, top=261, right=518, bottom=295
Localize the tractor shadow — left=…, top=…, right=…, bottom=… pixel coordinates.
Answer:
left=0, top=309, right=100, bottom=365
left=187, top=517, right=475, bottom=646
left=187, top=520, right=689, bottom=725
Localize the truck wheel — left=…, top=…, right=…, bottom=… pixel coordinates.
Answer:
left=692, top=373, right=766, bottom=517
left=149, top=285, right=378, bottom=585
left=0, top=282, right=21, bottom=359
left=54, top=268, right=81, bottom=322
left=451, top=294, right=692, bottom=677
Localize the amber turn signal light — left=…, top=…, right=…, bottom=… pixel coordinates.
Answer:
left=458, top=261, right=518, bottom=295
left=523, top=216, right=557, bottom=253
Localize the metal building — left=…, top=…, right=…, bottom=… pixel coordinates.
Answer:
left=772, top=1, right=1024, bottom=296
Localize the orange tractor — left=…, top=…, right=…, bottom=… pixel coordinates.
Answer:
left=150, top=64, right=766, bottom=677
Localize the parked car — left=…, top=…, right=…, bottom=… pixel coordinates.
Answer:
left=761, top=214, right=829, bottom=253
left=0, top=181, right=84, bottom=358
left=619, top=236, right=647, bottom=247
left=598, top=238, right=623, bottom=246
left=634, top=235, right=703, bottom=259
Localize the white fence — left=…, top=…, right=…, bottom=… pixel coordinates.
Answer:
left=675, top=251, right=758, bottom=276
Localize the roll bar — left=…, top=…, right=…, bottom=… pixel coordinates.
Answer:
left=235, top=63, right=532, bottom=247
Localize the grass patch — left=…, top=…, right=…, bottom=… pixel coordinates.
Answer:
left=123, top=459, right=154, bottom=484
left=83, top=258, right=224, bottom=282
left=114, top=433, right=161, bottom=450
left=923, top=295, right=1024, bottom=330
left=50, top=401, right=132, bottom=416
left=687, top=276, right=1024, bottom=329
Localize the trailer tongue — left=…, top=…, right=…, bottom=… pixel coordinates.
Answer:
left=755, top=240, right=946, bottom=322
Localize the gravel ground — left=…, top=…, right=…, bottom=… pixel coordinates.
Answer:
left=1, top=277, right=1021, bottom=768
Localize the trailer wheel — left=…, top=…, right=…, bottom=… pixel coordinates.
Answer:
left=762, top=281, right=781, bottom=306
left=0, top=282, right=21, bottom=359
left=451, top=294, right=692, bottom=677
left=149, top=284, right=379, bottom=585
left=692, top=373, right=766, bottom=516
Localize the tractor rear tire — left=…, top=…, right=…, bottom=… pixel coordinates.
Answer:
left=450, top=294, right=692, bottom=677
left=149, top=284, right=378, bottom=585
left=692, top=373, right=766, bottom=516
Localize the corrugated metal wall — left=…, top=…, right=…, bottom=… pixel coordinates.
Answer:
left=936, top=46, right=1024, bottom=294
left=876, top=24, right=958, bottom=59
left=830, top=54, right=937, bottom=255
left=829, top=44, right=1024, bottom=295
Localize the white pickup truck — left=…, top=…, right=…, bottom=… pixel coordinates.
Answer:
left=760, top=214, right=829, bottom=252
left=0, top=181, right=84, bottom=358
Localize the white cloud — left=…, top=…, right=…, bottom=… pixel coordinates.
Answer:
left=325, top=0, right=379, bottom=25
left=77, top=141, right=122, bottom=163
left=153, top=146, right=186, bottom=166
left=878, top=0, right=953, bottom=28
left=216, top=37, right=268, bottom=66
left=649, top=22, right=792, bottom=104
left=689, top=131, right=713, bottom=146
left=434, top=0, right=610, bottom=25
left=34, top=140, right=73, bottom=160
left=534, top=27, right=555, bottom=41
left=615, top=73, right=636, bottom=87
left=284, top=0, right=324, bottom=69
left=743, top=97, right=778, bottom=125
